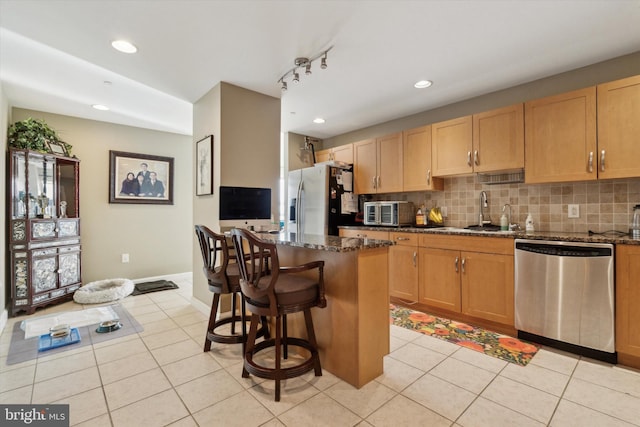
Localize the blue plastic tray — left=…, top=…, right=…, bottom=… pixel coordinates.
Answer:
left=38, top=328, right=81, bottom=352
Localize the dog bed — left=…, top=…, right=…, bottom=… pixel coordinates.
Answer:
left=73, top=278, right=135, bottom=304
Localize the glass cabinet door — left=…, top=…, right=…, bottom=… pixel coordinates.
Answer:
left=10, top=151, right=27, bottom=219
left=28, top=154, right=56, bottom=219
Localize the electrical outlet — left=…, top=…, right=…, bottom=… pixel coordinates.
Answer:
left=441, top=206, right=448, bottom=217
left=568, top=204, right=580, bottom=218
left=121, top=253, right=130, bottom=263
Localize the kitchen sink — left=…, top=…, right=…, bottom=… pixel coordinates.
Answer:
left=465, top=224, right=502, bottom=232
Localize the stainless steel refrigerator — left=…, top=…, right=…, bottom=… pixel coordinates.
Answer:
left=287, top=164, right=356, bottom=236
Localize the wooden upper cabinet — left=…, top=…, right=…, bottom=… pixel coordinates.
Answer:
left=432, top=115, right=473, bottom=176
left=315, top=149, right=331, bottom=163
left=332, top=144, right=354, bottom=164
left=354, top=134, right=402, bottom=194
left=597, top=75, right=640, bottom=180
left=354, top=138, right=377, bottom=194
left=524, top=86, right=597, bottom=184
left=316, top=144, right=354, bottom=164
left=473, top=103, right=524, bottom=173
left=402, top=125, right=444, bottom=192
left=377, top=133, right=403, bottom=193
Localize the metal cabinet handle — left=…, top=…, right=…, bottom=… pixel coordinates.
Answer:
left=396, top=237, right=410, bottom=241
left=454, top=256, right=459, bottom=273
left=377, top=176, right=381, bottom=188
left=427, top=169, right=431, bottom=185
left=55, top=228, right=59, bottom=233
left=372, top=176, right=376, bottom=188
left=600, top=150, right=606, bottom=172
left=467, top=151, right=472, bottom=166
left=462, top=258, right=466, bottom=273
left=588, top=151, right=593, bottom=173
left=474, top=150, right=479, bottom=166
left=412, top=251, right=417, bottom=267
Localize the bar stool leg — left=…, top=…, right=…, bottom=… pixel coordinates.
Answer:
left=304, top=308, right=322, bottom=376
left=204, top=293, right=221, bottom=352
left=275, top=315, right=282, bottom=402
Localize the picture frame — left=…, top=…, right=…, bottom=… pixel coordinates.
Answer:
left=196, top=135, right=213, bottom=196
left=47, top=140, right=68, bottom=156
left=109, top=150, right=174, bottom=205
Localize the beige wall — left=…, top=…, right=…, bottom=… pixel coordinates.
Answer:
left=192, top=82, right=280, bottom=305
left=0, top=84, right=8, bottom=332
left=10, top=109, right=193, bottom=286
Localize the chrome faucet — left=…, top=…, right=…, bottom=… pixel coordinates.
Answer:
left=479, top=191, right=491, bottom=226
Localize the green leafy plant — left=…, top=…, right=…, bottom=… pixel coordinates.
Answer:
left=7, top=118, right=72, bottom=154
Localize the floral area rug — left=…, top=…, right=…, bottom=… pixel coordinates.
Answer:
left=390, top=304, right=539, bottom=366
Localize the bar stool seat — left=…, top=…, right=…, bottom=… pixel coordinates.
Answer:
left=231, top=228, right=326, bottom=401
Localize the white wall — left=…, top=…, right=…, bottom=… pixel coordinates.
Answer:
left=0, top=83, right=8, bottom=333
left=10, top=109, right=193, bottom=289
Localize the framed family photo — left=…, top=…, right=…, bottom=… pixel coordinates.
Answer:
left=109, top=150, right=174, bottom=204
left=196, top=135, right=213, bottom=196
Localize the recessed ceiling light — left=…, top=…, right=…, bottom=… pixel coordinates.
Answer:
left=92, top=104, right=109, bottom=111
left=111, top=40, right=137, bottom=53
left=313, top=118, right=325, bottom=124
left=414, top=80, right=433, bottom=89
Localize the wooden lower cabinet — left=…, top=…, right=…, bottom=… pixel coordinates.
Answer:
left=616, top=245, right=640, bottom=363
left=389, top=232, right=419, bottom=301
left=417, top=235, right=514, bottom=328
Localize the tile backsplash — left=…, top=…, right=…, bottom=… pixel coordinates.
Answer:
left=373, top=176, right=640, bottom=233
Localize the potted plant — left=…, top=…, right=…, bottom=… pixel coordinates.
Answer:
left=7, top=117, right=72, bottom=155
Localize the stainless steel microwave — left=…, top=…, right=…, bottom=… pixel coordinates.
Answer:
left=363, top=201, right=414, bottom=226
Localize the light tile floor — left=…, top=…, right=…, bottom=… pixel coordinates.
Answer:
left=2, top=274, right=640, bottom=426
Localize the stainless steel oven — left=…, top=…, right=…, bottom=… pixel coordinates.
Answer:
left=514, top=239, right=615, bottom=362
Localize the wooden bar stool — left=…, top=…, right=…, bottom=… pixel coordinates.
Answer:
left=194, top=225, right=268, bottom=352
left=231, top=228, right=326, bottom=401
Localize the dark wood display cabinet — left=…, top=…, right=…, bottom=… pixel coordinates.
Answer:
left=7, top=148, right=81, bottom=315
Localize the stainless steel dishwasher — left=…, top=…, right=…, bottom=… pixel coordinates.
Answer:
left=514, top=239, right=615, bottom=363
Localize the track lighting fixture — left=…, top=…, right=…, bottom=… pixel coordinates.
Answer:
left=277, top=46, right=333, bottom=92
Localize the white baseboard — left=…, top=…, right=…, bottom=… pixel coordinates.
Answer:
left=0, top=309, right=8, bottom=337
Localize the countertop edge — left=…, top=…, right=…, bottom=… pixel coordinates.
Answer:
left=338, top=226, right=640, bottom=245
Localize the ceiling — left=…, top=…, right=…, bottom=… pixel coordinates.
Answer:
left=1, top=1, right=639, bottom=139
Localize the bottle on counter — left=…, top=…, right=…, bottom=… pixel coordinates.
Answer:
left=500, top=213, right=509, bottom=231
left=416, top=206, right=425, bottom=226
left=525, top=213, right=535, bottom=234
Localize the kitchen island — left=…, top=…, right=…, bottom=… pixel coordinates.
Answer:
left=256, top=231, right=393, bottom=388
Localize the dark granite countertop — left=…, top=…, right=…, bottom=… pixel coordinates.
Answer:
left=339, top=226, right=640, bottom=246
left=255, top=231, right=395, bottom=253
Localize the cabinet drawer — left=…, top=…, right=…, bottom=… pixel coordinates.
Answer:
left=419, top=234, right=513, bottom=255
left=390, top=232, right=418, bottom=246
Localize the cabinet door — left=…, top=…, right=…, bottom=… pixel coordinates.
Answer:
left=473, top=104, right=524, bottom=173
left=389, top=233, right=418, bottom=301
left=525, top=87, right=597, bottom=183
left=377, top=133, right=403, bottom=193
left=418, top=247, right=461, bottom=312
left=315, top=149, right=331, bottom=163
left=432, top=116, right=473, bottom=176
left=616, top=245, right=640, bottom=357
left=403, top=125, right=444, bottom=192
left=332, top=144, right=353, bottom=164
left=461, top=251, right=514, bottom=326
left=354, top=139, right=377, bottom=194
left=597, top=75, right=640, bottom=180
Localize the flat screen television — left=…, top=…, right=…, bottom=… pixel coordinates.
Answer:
left=219, top=186, right=271, bottom=229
